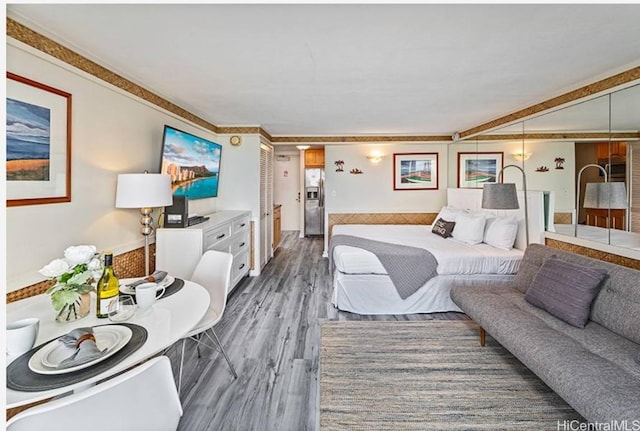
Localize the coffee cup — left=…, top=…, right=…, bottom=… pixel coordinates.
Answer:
left=135, top=282, right=166, bottom=313
left=7, top=317, right=40, bottom=364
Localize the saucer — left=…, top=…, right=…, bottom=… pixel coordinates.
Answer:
left=119, top=275, right=174, bottom=295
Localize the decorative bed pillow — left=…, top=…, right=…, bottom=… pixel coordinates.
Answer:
left=451, top=212, right=486, bottom=245
left=483, top=215, right=518, bottom=250
left=432, top=218, right=456, bottom=238
left=525, top=256, right=608, bottom=328
left=435, top=206, right=467, bottom=223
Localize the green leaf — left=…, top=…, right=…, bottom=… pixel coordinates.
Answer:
left=68, top=271, right=91, bottom=285
left=50, top=290, right=81, bottom=311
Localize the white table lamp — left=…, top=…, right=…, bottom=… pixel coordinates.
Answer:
left=115, top=173, right=173, bottom=276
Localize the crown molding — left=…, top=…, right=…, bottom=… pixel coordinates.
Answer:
left=271, top=135, right=451, bottom=143
left=7, top=18, right=639, bottom=144
left=474, top=132, right=640, bottom=142
left=7, top=18, right=220, bottom=135
left=459, top=67, right=640, bottom=140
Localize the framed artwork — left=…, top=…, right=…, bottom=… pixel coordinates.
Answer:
left=6, top=72, right=72, bottom=207
left=393, top=153, right=438, bottom=190
left=457, top=152, right=504, bottom=188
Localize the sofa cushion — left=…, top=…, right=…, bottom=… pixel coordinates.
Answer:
left=512, top=244, right=640, bottom=344
left=525, top=256, right=607, bottom=328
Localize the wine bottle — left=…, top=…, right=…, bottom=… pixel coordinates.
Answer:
left=96, top=252, right=120, bottom=318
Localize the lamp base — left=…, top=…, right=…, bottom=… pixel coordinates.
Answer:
left=140, top=207, right=154, bottom=276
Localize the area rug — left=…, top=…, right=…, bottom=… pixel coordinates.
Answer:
left=320, top=320, right=583, bottom=430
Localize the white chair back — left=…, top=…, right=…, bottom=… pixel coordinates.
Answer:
left=190, top=250, right=233, bottom=323
left=7, top=356, right=182, bottom=431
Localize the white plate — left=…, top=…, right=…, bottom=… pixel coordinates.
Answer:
left=119, top=275, right=175, bottom=295
left=28, top=325, right=133, bottom=375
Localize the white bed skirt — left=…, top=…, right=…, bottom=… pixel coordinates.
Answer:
left=332, top=271, right=515, bottom=315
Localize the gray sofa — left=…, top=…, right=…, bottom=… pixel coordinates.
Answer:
left=450, top=243, right=640, bottom=423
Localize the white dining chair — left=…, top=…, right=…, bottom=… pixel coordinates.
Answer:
left=6, top=356, right=182, bottom=431
left=177, top=250, right=238, bottom=393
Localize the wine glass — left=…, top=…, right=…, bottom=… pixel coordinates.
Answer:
left=107, top=296, right=136, bottom=322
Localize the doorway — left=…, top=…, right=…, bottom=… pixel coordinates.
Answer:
left=274, top=151, right=301, bottom=232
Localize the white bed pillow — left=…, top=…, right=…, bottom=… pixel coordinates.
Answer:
left=483, top=215, right=518, bottom=250
left=435, top=206, right=467, bottom=223
left=451, top=212, right=486, bottom=245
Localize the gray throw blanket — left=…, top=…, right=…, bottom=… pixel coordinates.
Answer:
left=329, top=234, right=438, bottom=300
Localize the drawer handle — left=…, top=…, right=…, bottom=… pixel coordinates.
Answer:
left=240, top=223, right=246, bottom=228
left=216, top=233, right=226, bottom=240
left=239, top=242, right=246, bottom=247
left=239, top=263, right=245, bottom=270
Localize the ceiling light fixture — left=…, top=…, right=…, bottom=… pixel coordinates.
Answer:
left=296, top=145, right=310, bottom=150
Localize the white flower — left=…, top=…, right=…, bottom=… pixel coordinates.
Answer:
left=39, top=258, right=70, bottom=278
left=64, top=245, right=97, bottom=267
left=87, top=257, right=102, bottom=271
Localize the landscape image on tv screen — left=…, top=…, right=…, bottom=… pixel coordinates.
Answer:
left=160, top=125, right=222, bottom=200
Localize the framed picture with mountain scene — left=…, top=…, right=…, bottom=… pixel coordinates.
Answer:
left=6, top=73, right=72, bottom=207
left=393, top=153, right=438, bottom=190
left=457, top=152, right=503, bottom=188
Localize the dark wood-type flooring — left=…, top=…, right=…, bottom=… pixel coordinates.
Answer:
left=167, top=231, right=469, bottom=431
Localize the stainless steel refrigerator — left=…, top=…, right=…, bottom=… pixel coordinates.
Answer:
left=304, top=168, right=324, bottom=236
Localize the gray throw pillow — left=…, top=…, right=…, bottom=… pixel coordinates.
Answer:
left=525, top=256, right=608, bottom=328
left=432, top=218, right=456, bottom=238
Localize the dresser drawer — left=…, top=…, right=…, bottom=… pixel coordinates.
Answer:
left=231, top=251, right=250, bottom=285
left=207, top=236, right=231, bottom=254
left=230, top=235, right=249, bottom=256
left=204, top=224, right=231, bottom=249
left=232, top=216, right=251, bottom=235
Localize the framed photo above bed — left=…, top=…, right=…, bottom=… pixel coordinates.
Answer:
left=393, top=153, right=438, bottom=190
left=457, top=152, right=503, bottom=188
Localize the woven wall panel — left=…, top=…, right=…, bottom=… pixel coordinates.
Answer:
left=6, top=246, right=150, bottom=303
left=553, top=213, right=573, bottom=225
left=545, top=238, right=640, bottom=270
left=328, top=213, right=436, bottom=242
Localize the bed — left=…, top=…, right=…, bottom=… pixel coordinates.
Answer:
left=329, top=188, right=546, bottom=315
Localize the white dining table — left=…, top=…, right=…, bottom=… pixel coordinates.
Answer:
left=6, top=278, right=209, bottom=409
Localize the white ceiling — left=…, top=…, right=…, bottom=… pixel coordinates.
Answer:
left=7, top=3, right=640, bottom=137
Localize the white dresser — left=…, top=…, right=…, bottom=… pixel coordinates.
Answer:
left=156, top=210, right=251, bottom=291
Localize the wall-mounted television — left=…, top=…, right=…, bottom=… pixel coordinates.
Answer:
left=160, top=125, right=222, bottom=200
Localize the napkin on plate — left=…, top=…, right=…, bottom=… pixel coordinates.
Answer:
left=56, top=327, right=106, bottom=369
left=126, top=270, right=168, bottom=288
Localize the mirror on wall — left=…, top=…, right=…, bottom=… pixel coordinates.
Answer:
left=458, top=83, right=640, bottom=253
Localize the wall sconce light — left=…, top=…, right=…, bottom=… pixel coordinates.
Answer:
left=512, top=152, right=532, bottom=161
left=367, top=152, right=384, bottom=163
left=296, top=145, right=310, bottom=150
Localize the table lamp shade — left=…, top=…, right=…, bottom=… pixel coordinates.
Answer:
left=482, top=183, right=520, bottom=210
left=583, top=182, right=627, bottom=209
left=115, top=174, right=173, bottom=208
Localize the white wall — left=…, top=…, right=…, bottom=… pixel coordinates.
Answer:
left=6, top=40, right=234, bottom=291
left=325, top=142, right=449, bottom=213
left=323, top=142, right=449, bottom=252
